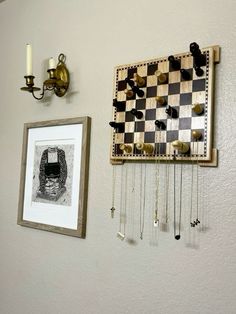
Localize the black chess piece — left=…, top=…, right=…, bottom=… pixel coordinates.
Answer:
left=175, top=235, right=181, bottom=240
left=130, top=108, right=143, bottom=119
left=194, top=67, right=204, bottom=77
left=132, top=85, right=144, bottom=97
left=109, top=121, right=124, bottom=133
left=168, top=55, right=181, bottom=70
left=113, top=99, right=125, bottom=111
left=125, top=77, right=135, bottom=88
left=180, top=69, right=191, bottom=80
left=165, top=105, right=178, bottom=118
left=190, top=42, right=206, bottom=68
left=155, top=120, right=166, bottom=130
left=190, top=42, right=201, bottom=56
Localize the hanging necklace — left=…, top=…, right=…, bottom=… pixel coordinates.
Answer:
left=165, top=159, right=170, bottom=224
left=195, top=140, right=200, bottom=225
left=110, top=165, right=116, bottom=218
left=154, top=130, right=161, bottom=227
left=128, top=162, right=136, bottom=240
left=110, top=136, right=118, bottom=218
left=173, top=151, right=182, bottom=240
left=164, top=137, right=171, bottom=224
left=164, top=119, right=173, bottom=225
left=190, top=135, right=201, bottom=227
left=117, top=165, right=127, bottom=240
left=177, top=161, right=183, bottom=240
left=140, top=163, right=147, bottom=239
left=190, top=149, right=195, bottom=227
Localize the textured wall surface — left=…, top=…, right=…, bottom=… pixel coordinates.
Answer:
left=0, top=1, right=236, bottom=314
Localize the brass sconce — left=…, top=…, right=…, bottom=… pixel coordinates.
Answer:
left=21, top=45, right=69, bottom=100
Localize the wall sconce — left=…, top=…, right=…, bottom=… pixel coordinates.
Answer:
left=21, top=44, right=70, bottom=100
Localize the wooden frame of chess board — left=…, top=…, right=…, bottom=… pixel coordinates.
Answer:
left=110, top=45, right=220, bottom=167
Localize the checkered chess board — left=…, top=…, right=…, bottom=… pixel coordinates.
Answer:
left=110, top=46, right=217, bottom=162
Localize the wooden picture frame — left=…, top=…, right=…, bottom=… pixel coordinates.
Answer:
left=17, top=117, right=91, bottom=238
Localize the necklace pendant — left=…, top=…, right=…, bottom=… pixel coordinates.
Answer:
left=154, top=209, right=159, bottom=227
left=110, top=206, right=115, bottom=218
left=117, top=231, right=125, bottom=240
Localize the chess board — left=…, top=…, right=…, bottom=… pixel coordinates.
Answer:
left=110, top=46, right=219, bottom=164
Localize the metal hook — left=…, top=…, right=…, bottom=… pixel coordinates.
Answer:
left=58, top=53, right=66, bottom=64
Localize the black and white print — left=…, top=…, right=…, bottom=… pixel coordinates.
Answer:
left=32, top=144, right=75, bottom=206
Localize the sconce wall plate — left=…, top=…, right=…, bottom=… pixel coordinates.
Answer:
left=54, top=62, right=70, bottom=97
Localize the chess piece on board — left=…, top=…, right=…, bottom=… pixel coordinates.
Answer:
left=190, top=42, right=206, bottom=68
left=155, top=120, right=166, bottom=130
left=194, top=66, right=204, bottom=77
left=113, top=99, right=125, bottom=111
left=119, top=144, right=132, bottom=153
left=136, top=142, right=154, bottom=154
left=168, top=55, right=181, bottom=70
left=180, top=69, right=191, bottom=80
left=133, top=73, right=145, bottom=87
left=124, top=89, right=134, bottom=98
left=165, top=105, right=178, bottom=118
left=192, top=130, right=202, bottom=140
left=132, top=85, right=145, bottom=97
left=155, top=70, right=168, bottom=84
left=172, top=140, right=190, bottom=153
left=192, top=103, right=204, bottom=115
left=155, top=96, right=166, bottom=106
left=130, top=108, right=143, bottom=119
left=125, top=77, right=135, bottom=88
left=109, top=121, right=125, bottom=133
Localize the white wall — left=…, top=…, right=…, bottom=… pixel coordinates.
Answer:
left=0, top=1, right=236, bottom=314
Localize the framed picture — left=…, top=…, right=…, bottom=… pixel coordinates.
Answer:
left=17, top=117, right=91, bottom=238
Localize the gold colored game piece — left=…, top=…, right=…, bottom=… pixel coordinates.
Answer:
left=119, top=144, right=132, bottom=153
left=124, top=88, right=134, bottom=98
left=192, top=130, right=202, bottom=140
left=192, top=103, right=204, bottom=114
left=155, top=70, right=167, bottom=84
left=172, top=140, right=189, bottom=153
left=133, top=73, right=145, bottom=87
left=136, top=142, right=154, bottom=154
left=155, top=96, right=166, bottom=106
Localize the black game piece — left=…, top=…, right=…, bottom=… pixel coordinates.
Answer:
left=190, top=42, right=206, bottom=67
left=125, top=77, right=135, bottom=88
left=165, top=105, right=178, bottom=118
left=175, top=235, right=181, bottom=240
left=132, top=85, right=144, bottom=97
left=155, top=120, right=166, bottom=130
left=168, top=55, right=181, bottom=70
left=130, top=108, right=143, bottom=119
left=190, top=42, right=201, bottom=56
left=109, top=121, right=124, bottom=133
left=180, top=69, right=191, bottom=80
left=113, top=99, right=125, bottom=111
left=194, top=66, right=204, bottom=77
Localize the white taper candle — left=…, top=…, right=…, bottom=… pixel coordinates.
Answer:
left=26, top=44, right=33, bottom=76
left=48, top=57, right=56, bottom=70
